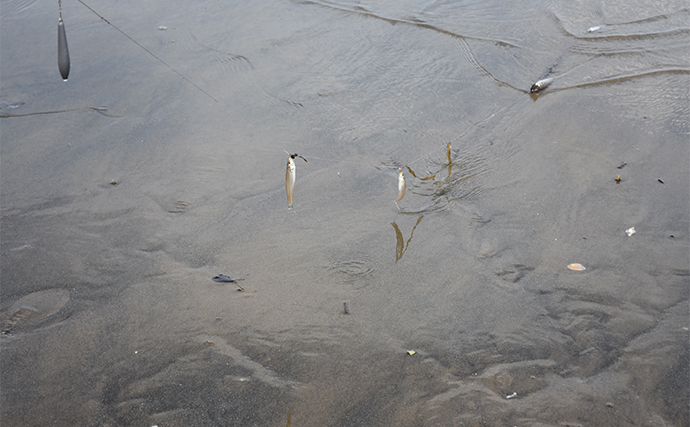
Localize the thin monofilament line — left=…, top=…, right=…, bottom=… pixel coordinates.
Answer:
left=75, top=0, right=218, bottom=103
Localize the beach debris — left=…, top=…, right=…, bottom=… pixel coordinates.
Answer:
left=506, top=392, right=518, bottom=399
left=158, top=26, right=167, bottom=31
left=530, top=77, right=553, bottom=93
left=57, top=1, right=70, bottom=80
left=285, top=152, right=307, bottom=209
left=617, top=162, right=627, bottom=169
left=0, top=102, right=25, bottom=110
left=286, top=409, right=291, bottom=427
left=406, top=350, right=416, bottom=356
left=615, top=175, right=621, bottom=184
left=587, top=25, right=602, bottom=33
left=396, top=167, right=406, bottom=202
left=567, top=263, right=586, bottom=271
left=343, top=301, right=350, bottom=314
left=626, top=227, right=636, bottom=237
left=658, top=179, right=664, bottom=184
left=212, top=274, right=244, bottom=290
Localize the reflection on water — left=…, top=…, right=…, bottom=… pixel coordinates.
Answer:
left=391, top=215, right=423, bottom=262
left=1, top=0, right=688, bottom=425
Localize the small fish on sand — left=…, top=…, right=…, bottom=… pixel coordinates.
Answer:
left=285, top=152, right=307, bottom=209
left=530, top=77, right=553, bottom=93
left=396, top=167, right=406, bottom=202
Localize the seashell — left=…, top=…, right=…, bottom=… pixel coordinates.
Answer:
left=567, top=263, right=586, bottom=271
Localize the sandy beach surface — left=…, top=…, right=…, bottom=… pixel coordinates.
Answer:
left=1, top=0, right=688, bottom=425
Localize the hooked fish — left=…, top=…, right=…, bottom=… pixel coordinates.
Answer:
left=285, top=152, right=307, bottom=209
left=396, top=167, right=406, bottom=202
left=530, top=77, right=553, bottom=93
left=58, top=16, right=70, bottom=80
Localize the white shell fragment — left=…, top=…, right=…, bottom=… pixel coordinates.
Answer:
left=506, top=392, right=518, bottom=399
left=587, top=25, right=602, bottom=33
left=626, top=227, right=636, bottom=237
left=567, top=263, right=586, bottom=271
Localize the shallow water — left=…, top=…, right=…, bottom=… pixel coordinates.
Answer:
left=1, top=0, right=688, bottom=425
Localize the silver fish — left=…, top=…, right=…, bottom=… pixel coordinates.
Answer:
left=396, top=167, right=406, bottom=202
left=58, top=17, right=70, bottom=81
left=530, top=77, right=553, bottom=93
left=285, top=153, right=307, bottom=209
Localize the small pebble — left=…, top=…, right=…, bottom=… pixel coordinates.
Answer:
left=158, top=26, right=167, bottom=31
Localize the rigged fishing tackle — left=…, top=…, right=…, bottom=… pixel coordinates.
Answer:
left=57, top=0, right=70, bottom=80
left=285, top=152, right=307, bottom=209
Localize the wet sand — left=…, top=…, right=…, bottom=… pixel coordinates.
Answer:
left=1, top=0, right=688, bottom=425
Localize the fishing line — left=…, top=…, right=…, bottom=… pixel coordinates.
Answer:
left=73, top=0, right=218, bottom=102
